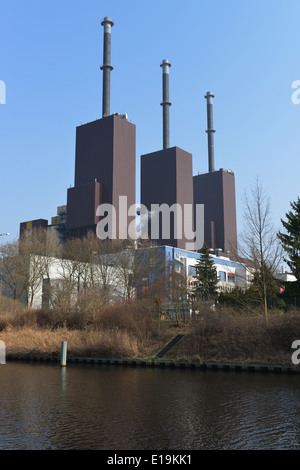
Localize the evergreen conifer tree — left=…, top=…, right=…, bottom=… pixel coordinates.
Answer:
left=278, top=197, right=300, bottom=287
left=194, top=243, right=218, bottom=301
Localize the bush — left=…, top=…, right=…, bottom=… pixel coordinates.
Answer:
left=0, top=296, right=26, bottom=314
left=92, top=299, right=159, bottom=342
left=218, top=287, right=287, bottom=311
left=175, top=308, right=300, bottom=365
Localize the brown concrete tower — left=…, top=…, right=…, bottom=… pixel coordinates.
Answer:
left=193, top=92, right=237, bottom=254
left=67, top=17, right=136, bottom=239
left=140, top=60, right=194, bottom=250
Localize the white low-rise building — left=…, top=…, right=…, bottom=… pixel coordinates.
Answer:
left=160, top=245, right=249, bottom=291
left=2, top=244, right=295, bottom=310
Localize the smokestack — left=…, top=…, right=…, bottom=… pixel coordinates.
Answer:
left=160, top=59, right=172, bottom=149
left=100, top=17, right=114, bottom=117
left=205, top=91, right=215, bottom=172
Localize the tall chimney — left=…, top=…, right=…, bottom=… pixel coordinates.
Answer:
left=100, top=17, right=114, bottom=117
left=160, top=59, right=172, bottom=149
left=205, top=91, right=215, bottom=172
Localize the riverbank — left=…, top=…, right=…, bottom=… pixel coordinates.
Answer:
left=171, top=310, right=300, bottom=367
left=6, top=352, right=300, bottom=375
left=1, top=307, right=300, bottom=369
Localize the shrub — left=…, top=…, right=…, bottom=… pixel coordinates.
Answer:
left=175, top=308, right=300, bottom=365
left=0, top=296, right=26, bottom=314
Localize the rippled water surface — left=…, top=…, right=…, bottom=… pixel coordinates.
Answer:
left=1, top=362, right=300, bottom=449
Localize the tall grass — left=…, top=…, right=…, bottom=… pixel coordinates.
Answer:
left=2, top=327, right=139, bottom=358
left=2, top=299, right=300, bottom=363
left=0, top=298, right=159, bottom=358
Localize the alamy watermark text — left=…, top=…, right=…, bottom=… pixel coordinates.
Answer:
left=0, top=80, right=6, bottom=104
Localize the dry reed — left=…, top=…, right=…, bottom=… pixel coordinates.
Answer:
left=1, top=327, right=139, bottom=358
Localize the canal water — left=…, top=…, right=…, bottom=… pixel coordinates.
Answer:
left=1, top=362, right=300, bottom=450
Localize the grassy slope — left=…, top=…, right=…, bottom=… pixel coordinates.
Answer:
left=1, top=306, right=300, bottom=366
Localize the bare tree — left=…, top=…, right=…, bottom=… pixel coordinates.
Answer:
left=0, top=239, right=28, bottom=301
left=91, top=237, right=124, bottom=303
left=237, top=177, right=282, bottom=321
left=49, top=232, right=122, bottom=312
left=112, top=239, right=167, bottom=300
left=0, top=228, right=56, bottom=307
left=165, top=270, right=189, bottom=326
left=20, top=228, right=58, bottom=308
left=48, top=234, right=97, bottom=312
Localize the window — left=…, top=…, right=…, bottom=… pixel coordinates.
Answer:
left=228, top=273, right=235, bottom=283
left=188, top=266, right=196, bottom=276
left=218, top=271, right=226, bottom=282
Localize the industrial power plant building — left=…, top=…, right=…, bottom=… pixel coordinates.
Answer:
left=20, top=16, right=239, bottom=267
left=10, top=246, right=249, bottom=311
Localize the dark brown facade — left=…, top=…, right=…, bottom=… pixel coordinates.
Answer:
left=67, top=181, right=101, bottom=230
left=140, top=146, right=193, bottom=249
left=67, top=113, right=136, bottom=238
left=20, top=219, right=48, bottom=238
left=193, top=168, right=237, bottom=253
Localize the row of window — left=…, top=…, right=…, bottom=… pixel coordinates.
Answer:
left=219, top=271, right=235, bottom=283
left=188, top=271, right=236, bottom=286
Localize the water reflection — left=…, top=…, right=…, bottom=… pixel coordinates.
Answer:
left=1, top=363, right=300, bottom=449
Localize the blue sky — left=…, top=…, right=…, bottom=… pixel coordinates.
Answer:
left=0, top=0, right=299, bottom=241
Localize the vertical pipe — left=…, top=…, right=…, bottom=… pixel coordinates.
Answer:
left=210, top=221, right=215, bottom=250
left=205, top=91, right=215, bottom=172
left=0, top=340, right=6, bottom=365
left=160, top=60, right=172, bottom=149
left=100, top=17, right=114, bottom=117
left=60, top=341, right=67, bottom=367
